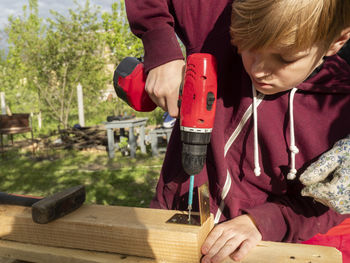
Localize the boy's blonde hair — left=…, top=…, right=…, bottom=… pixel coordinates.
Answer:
left=230, top=0, right=350, bottom=52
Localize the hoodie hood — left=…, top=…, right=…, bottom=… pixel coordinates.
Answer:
left=298, top=54, right=350, bottom=94
left=250, top=53, right=350, bottom=181
left=249, top=51, right=350, bottom=183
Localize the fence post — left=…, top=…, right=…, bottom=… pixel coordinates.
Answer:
left=77, top=83, right=85, bottom=127
left=0, top=92, right=6, bottom=115
left=0, top=92, right=7, bottom=142
left=38, top=111, right=42, bottom=130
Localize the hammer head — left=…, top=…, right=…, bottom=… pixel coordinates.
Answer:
left=32, top=185, right=85, bottom=224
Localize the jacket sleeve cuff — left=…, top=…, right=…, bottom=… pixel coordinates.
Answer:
left=244, top=203, right=287, bottom=241
left=142, top=27, right=184, bottom=72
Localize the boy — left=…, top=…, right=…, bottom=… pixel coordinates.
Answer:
left=125, top=0, right=350, bottom=262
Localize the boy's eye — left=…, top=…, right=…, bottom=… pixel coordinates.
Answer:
left=279, top=55, right=297, bottom=64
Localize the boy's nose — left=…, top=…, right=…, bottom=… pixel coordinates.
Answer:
left=251, top=55, right=271, bottom=79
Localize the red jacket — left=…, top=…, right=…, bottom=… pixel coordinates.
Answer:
left=125, top=0, right=350, bottom=243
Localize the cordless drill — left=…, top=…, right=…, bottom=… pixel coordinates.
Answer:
left=113, top=53, right=217, bottom=220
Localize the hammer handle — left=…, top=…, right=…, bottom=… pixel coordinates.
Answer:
left=0, top=192, right=40, bottom=207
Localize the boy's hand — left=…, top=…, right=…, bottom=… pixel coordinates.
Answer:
left=145, top=59, right=185, bottom=118
left=201, top=214, right=262, bottom=263
left=300, top=135, right=350, bottom=214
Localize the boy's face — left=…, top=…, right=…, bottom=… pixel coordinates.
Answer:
left=241, top=44, right=325, bottom=94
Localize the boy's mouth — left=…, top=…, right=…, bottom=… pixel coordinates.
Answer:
left=252, top=78, right=271, bottom=88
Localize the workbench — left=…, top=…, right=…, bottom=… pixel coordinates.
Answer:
left=104, top=117, right=148, bottom=158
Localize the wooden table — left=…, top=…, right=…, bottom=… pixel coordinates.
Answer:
left=104, top=117, right=148, bottom=158
left=0, top=114, right=34, bottom=155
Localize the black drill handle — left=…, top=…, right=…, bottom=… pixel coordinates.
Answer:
left=0, top=192, right=40, bottom=207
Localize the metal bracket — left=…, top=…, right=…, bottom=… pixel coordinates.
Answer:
left=167, top=213, right=201, bottom=226
left=166, top=182, right=210, bottom=226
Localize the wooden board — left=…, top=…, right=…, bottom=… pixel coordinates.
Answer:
left=230, top=241, right=342, bottom=263
left=0, top=205, right=213, bottom=263
left=0, top=205, right=342, bottom=263
left=0, top=238, right=342, bottom=263
left=0, top=240, right=156, bottom=263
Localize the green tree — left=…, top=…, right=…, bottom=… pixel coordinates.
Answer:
left=102, top=0, right=143, bottom=65
left=1, top=0, right=164, bottom=133
left=3, top=0, right=44, bottom=115
left=38, top=1, right=107, bottom=128
left=4, top=0, right=108, bottom=129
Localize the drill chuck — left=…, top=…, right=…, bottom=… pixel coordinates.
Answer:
left=181, top=130, right=212, bottom=175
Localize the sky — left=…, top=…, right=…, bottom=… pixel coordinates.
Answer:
left=0, top=0, right=115, bottom=50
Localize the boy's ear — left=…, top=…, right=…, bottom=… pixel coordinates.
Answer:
left=325, top=27, right=350, bottom=56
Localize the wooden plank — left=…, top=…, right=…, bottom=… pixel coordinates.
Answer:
left=0, top=238, right=342, bottom=263
left=0, top=240, right=156, bottom=263
left=0, top=205, right=213, bottom=263
left=0, top=257, right=19, bottom=263
left=225, top=241, right=342, bottom=263
left=0, top=205, right=342, bottom=263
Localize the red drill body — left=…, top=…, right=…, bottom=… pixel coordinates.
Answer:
left=179, top=54, right=217, bottom=175
left=179, top=54, right=217, bottom=130
left=114, top=57, right=157, bottom=112
left=113, top=53, right=217, bottom=175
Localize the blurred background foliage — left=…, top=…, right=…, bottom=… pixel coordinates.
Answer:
left=0, top=0, right=164, bottom=136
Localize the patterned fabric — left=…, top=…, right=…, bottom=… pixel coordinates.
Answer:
left=300, top=134, right=350, bottom=214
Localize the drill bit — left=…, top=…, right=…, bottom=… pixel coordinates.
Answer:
left=188, top=175, right=194, bottom=222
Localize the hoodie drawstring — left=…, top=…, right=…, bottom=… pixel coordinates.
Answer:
left=287, top=87, right=299, bottom=180
left=252, top=86, right=299, bottom=179
left=252, top=85, right=261, bottom=176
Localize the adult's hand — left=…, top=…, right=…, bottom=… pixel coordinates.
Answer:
left=201, top=214, right=262, bottom=263
left=145, top=59, right=185, bottom=118
left=300, top=134, right=350, bottom=214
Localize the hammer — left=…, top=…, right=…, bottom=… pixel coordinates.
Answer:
left=0, top=185, right=85, bottom=224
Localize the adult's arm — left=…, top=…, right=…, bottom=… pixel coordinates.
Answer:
left=125, top=1, right=185, bottom=116
left=125, top=0, right=184, bottom=72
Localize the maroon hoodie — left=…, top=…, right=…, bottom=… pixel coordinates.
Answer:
left=125, top=0, right=350, bottom=242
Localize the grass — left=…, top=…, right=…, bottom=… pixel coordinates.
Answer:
left=0, top=144, right=164, bottom=208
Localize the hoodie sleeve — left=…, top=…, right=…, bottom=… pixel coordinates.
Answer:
left=125, top=0, right=184, bottom=72
left=244, top=192, right=349, bottom=242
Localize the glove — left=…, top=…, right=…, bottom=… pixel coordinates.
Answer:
left=299, top=134, right=350, bottom=214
